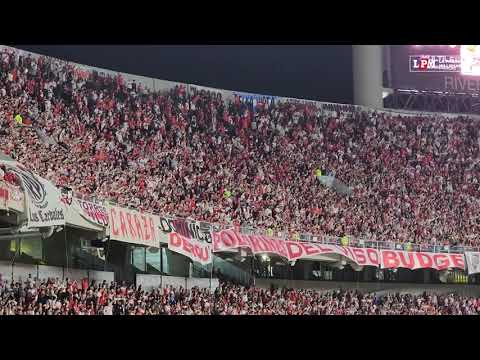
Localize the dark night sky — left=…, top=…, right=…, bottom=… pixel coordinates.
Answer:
left=15, top=45, right=353, bottom=104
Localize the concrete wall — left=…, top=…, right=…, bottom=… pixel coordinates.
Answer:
left=136, top=274, right=219, bottom=291
left=136, top=274, right=162, bottom=289
left=38, top=265, right=62, bottom=281
left=11, top=263, right=36, bottom=281
left=0, top=261, right=113, bottom=283
left=63, top=268, right=88, bottom=281
left=88, top=270, right=114, bottom=283
left=187, top=277, right=218, bottom=290
left=162, top=275, right=187, bottom=289
left=0, top=261, right=12, bottom=280
left=255, top=278, right=480, bottom=297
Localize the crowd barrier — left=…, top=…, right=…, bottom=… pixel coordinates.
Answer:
left=136, top=274, right=219, bottom=291
left=0, top=261, right=114, bottom=283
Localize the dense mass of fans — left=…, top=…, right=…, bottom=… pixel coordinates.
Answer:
left=1, top=276, right=479, bottom=315
left=2, top=46, right=480, bottom=247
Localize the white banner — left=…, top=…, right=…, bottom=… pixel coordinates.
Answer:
left=1, top=161, right=65, bottom=228
left=159, top=216, right=213, bottom=265
left=74, top=199, right=109, bottom=227
left=168, top=232, right=212, bottom=265
left=108, top=204, right=160, bottom=248
left=158, top=216, right=215, bottom=244
left=465, top=252, right=480, bottom=275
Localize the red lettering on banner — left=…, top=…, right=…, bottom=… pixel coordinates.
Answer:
left=142, top=216, right=149, bottom=241
left=334, top=246, right=349, bottom=257
left=318, top=245, right=335, bottom=253
left=198, top=247, right=209, bottom=262
left=221, top=231, right=237, bottom=248
left=134, top=215, right=144, bottom=241
left=0, top=188, right=9, bottom=201
left=169, top=233, right=182, bottom=247
left=450, top=254, right=465, bottom=269
left=366, top=248, right=379, bottom=265
left=301, top=243, right=321, bottom=257
left=192, top=244, right=201, bottom=258
left=169, top=232, right=211, bottom=264
left=286, top=242, right=303, bottom=260
left=276, top=239, right=288, bottom=258
left=382, top=251, right=399, bottom=268
left=416, top=253, right=433, bottom=268
left=248, top=235, right=262, bottom=253
left=352, top=248, right=367, bottom=265
left=398, top=252, right=415, bottom=269
left=126, top=213, right=137, bottom=239
left=119, top=211, right=127, bottom=238
left=85, top=207, right=96, bottom=221
left=274, top=239, right=283, bottom=254
left=347, top=247, right=357, bottom=260
left=261, top=237, right=276, bottom=253
left=257, top=237, right=272, bottom=252
left=149, top=217, right=156, bottom=241
left=236, top=232, right=250, bottom=247
left=182, top=237, right=193, bottom=254
left=433, top=254, right=450, bottom=270
left=110, top=208, right=119, bottom=236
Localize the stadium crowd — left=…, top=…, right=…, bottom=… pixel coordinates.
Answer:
left=2, top=46, right=480, bottom=247
left=0, top=276, right=479, bottom=315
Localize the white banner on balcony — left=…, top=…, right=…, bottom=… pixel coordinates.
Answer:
left=1, top=160, right=65, bottom=228
left=108, top=204, right=160, bottom=248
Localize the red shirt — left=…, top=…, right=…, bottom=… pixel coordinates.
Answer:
left=4, top=172, right=17, bottom=185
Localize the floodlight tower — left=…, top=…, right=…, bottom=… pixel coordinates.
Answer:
left=352, top=45, right=384, bottom=109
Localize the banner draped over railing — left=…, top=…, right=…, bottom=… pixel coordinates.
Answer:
left=1, top=160, right=65, bottom=228
left=107, top=204, right=160, bottom=248
left=158, top=216, right=213, bottom=265
left=211, top=229, right=469, bottom=272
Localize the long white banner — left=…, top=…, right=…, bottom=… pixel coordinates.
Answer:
left=212, top=229, right=466, bottom=271
left=1, top=161, right=65, bottom=228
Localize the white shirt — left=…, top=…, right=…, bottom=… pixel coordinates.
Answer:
left=103, top=305, right=113, bottom=315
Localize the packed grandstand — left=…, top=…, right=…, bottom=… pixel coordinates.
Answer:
left=1, top=278, right=480, bottom=315
left=1, top=45, right=480, bottom=315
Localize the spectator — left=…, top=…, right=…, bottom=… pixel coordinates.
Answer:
left=2, top=275, right=479, bottom=315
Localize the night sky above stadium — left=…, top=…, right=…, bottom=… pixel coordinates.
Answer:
left=15, top=45, right=353, bottom=104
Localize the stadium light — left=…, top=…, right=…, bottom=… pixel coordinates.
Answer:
left=261, top=254, right=269, bottom=262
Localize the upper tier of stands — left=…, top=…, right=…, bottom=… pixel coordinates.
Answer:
left=2, top=45, right=480, bottom=247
